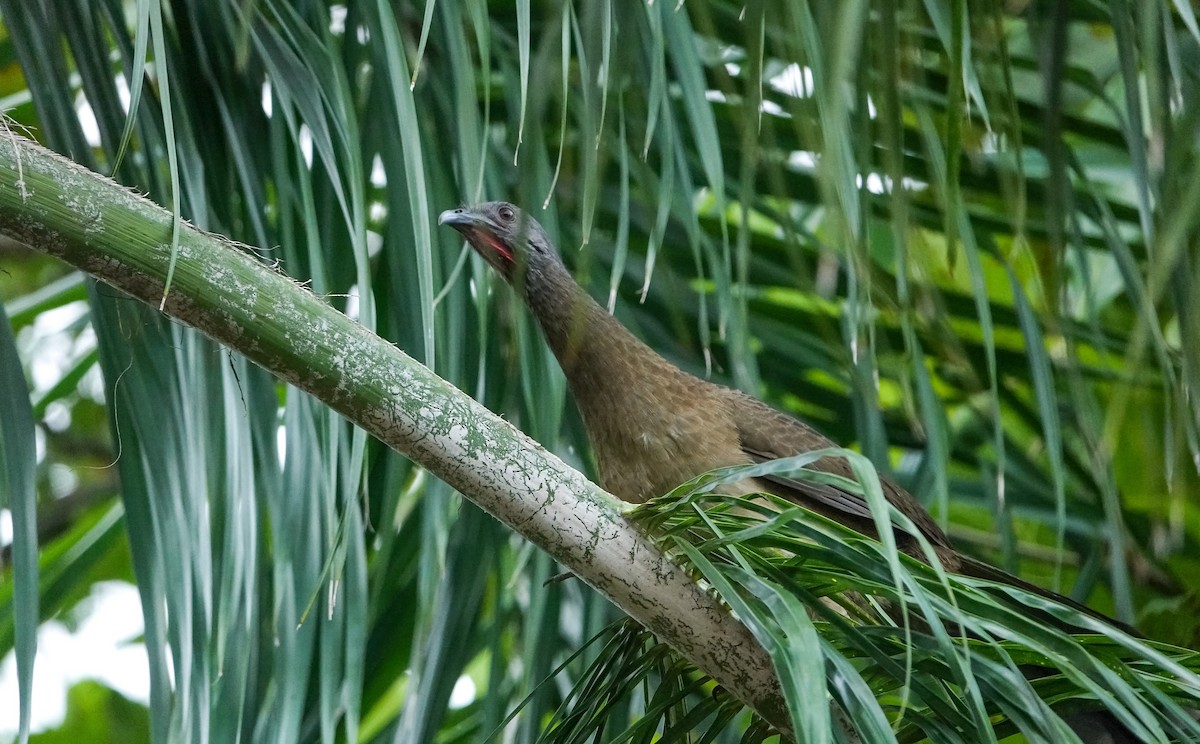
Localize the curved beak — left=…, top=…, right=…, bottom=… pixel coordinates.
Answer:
left=437, top=208, right=476, bottom=228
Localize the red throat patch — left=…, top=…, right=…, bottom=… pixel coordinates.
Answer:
left=482, top=232, right=513, bottom=263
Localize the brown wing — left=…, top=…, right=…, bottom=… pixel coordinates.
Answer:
left=718, top=389, right=1140, bottom=634
left=720, top=388, right=954, bottom=552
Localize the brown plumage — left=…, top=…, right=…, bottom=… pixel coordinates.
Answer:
left=438, top=200, right=1126, bottom=630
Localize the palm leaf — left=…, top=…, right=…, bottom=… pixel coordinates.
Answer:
left=1, top=1, right=1198, bottom=741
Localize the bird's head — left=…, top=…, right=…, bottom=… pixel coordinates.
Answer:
left=438, top=201, right=564, bottom=300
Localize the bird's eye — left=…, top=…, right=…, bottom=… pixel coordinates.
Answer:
left=498, top=206, right=515, bottom=222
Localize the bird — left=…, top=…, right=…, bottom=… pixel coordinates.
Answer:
left=437, top=200, right=1129, bottom=632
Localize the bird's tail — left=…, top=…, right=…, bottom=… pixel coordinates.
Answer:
left=955, top=554, right=1139, bottom=636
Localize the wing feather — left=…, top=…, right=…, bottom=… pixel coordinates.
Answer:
left=722, top=389, right=952, bottom=550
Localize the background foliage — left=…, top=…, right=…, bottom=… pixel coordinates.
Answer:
left=1, top=0, right=1199, bottom=741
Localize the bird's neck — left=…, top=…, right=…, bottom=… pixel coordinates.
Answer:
left=524, top=263, right=725, bottom=504
left=524, top=264, right=675, bottom=390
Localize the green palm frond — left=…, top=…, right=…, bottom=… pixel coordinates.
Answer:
left=637, top=457, right=1200, bottom=743
left=2, top=0, right=1199, bottom=742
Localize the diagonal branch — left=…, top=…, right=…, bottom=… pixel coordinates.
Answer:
left=0, top=132, right=795, bottom=738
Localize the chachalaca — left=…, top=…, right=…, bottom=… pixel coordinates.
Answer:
left=437, top=200, right=1129, bottom=632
